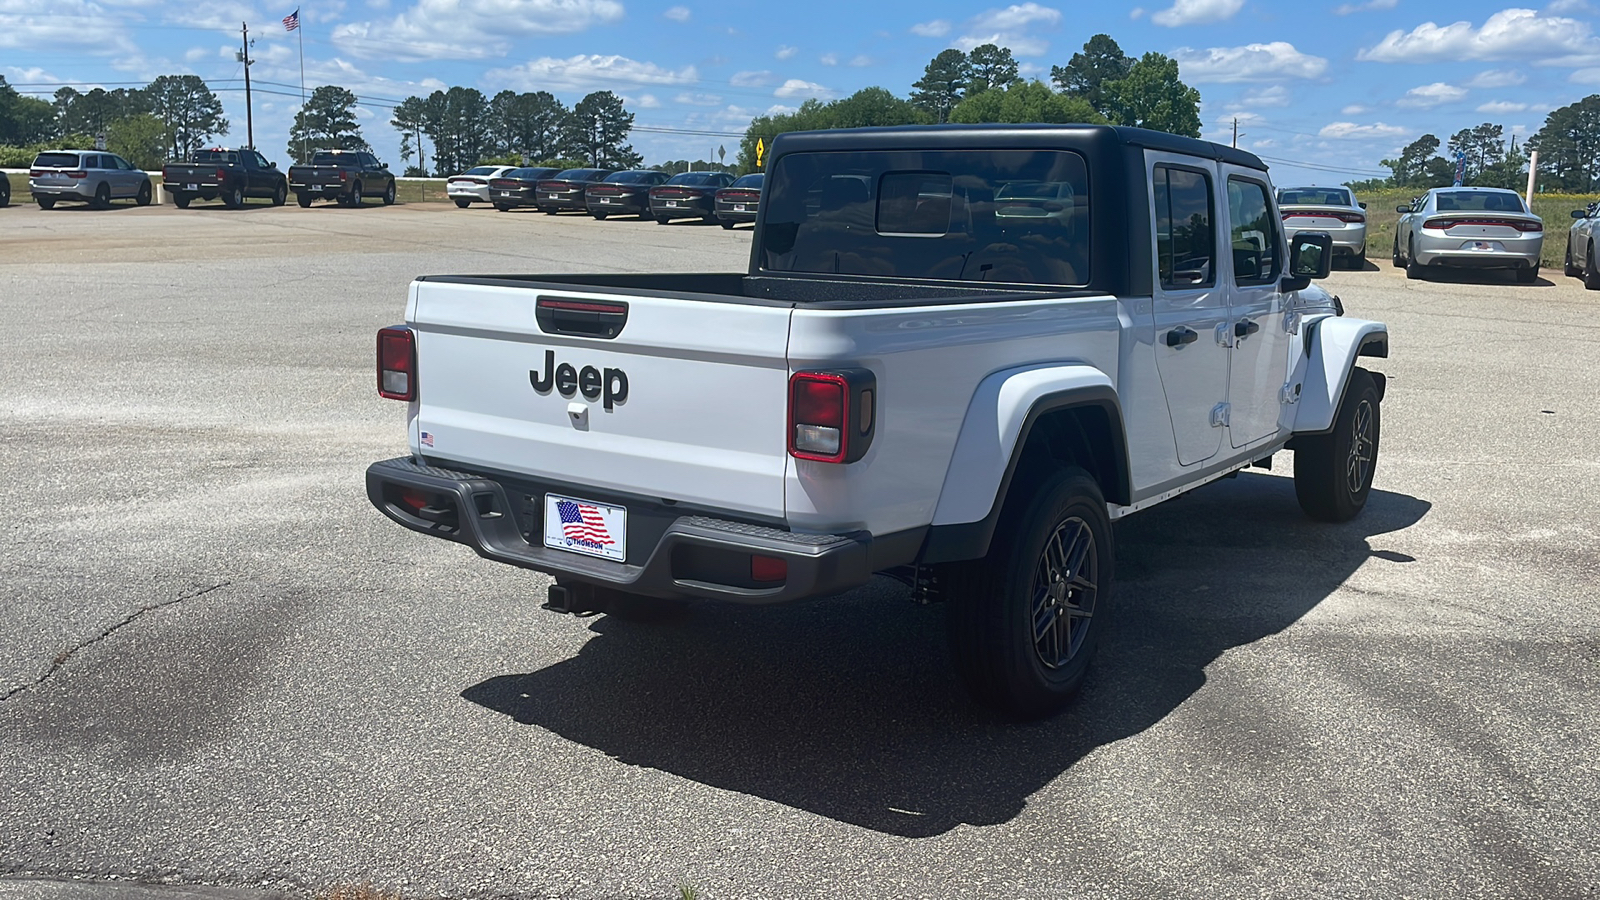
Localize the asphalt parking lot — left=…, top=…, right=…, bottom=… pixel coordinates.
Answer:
left=2, top=201, right=1598, bottom=900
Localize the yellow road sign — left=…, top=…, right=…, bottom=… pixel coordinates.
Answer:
left=756, top=137, right=765, bottom=168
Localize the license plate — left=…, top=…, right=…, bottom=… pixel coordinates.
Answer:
left=734, top=204, right=746, bottom=211
left=184, top=183, right=198, bottom=191
left=309, top=185, right=323, bottom=192
left=543, top=494, right=626, bottom=562
left=665, top=201, right=679, bottom=207
left=602, top=198, right=615, bottom=203
left=545, top=193, right=559, bottom=199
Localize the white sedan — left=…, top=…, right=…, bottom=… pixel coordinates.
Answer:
left=1278, top=186, right=1368, bottom=269
left=446, top=165, right=514, bottom=208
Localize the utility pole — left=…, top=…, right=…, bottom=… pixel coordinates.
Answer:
left=1232, top=117, right=1239, bottom=149
left=239, top=22, right=255, bottom=149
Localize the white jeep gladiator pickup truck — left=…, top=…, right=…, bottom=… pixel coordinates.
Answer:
left=366, top=125, right=1389, bottom=718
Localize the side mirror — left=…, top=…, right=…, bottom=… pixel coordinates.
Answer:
left=1573, top=209, right=1587, bottom=219
left=1358, top=201, right=1367, bottom=210
left=271, top=161, right=279, bottom=169
left=1282, top=231, right=1332, bottom=292
left=1396, top=205, right=1411, bottom=213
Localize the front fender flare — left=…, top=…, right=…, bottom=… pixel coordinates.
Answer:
left=1293, top=316, right=1388, bottom=434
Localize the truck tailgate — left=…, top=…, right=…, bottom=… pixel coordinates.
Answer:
left=409, top=280, right=793, bottom=520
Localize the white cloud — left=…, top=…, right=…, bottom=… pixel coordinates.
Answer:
left=1173, top=42, right=1329, bottom=83
left=1467, top=68, right=1527, bottom=88
left=636, top=94, right=661, bottom=108
left=730, top=70, right=773, bottom=87
left=775, top=45, right=798, bottom=59
left=0, top=0, right=139, bottom=55
left=4, top=65, right=61, bottom=84
left=1477, top=100, right=1530, bottom=113
left=1547, top=0, right=1590, bottom=11
left=333, top=0, right=623, bottom=61
left=1341, top=104, right=1370, bottom=115
left=952, top=3, right=1059, bottom=56
left=1397, top=82, right=1469, bottom=108
left=1130, top=7, right=1145, bottom=19
left=820, top=53, right=839, bottom=65
left=911, top=19, right=951, bottom=37
left=1571, top=67, right=1600, bottom=83
left=774, top=78, right=836, bottom=100
left=1319, top=121, right=1409, bottom=139
left=1359, top=9, right=1600, bottom=66
left=674, top=91, right=722, bottom=106
left=484, top=55, right=699, bottom=92
left=663, top=5, right=690, bottom=21
left=849, top=55, right=873, bottom=67
left=1333, top=0, right=1397, bottom=14
left=183, top=47, right=210, bottom=62
left=1231, top=85, right=1291, bottom=108
left=1152, top=0, right=1244, bottom=27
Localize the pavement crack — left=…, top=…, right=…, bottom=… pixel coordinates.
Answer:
left=1, top=580, right=232, bottom=702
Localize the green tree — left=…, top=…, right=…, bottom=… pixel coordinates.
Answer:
left=966, top=43, right=1021, bottom=95
left=1106, top=52, right=1201, bottom=138
left=421, top=86, right=492, bottom=175
left=1528, top=96, right=1600, bottom=192
left=287, top=85, right=368, bottom=164
left=490, top=90, right=568, bottom=161
left=737, top=98, right=832, bottom=171
left=105, top=113, right=168, bottom=170
left=823, top=86, right=927, bottom=128
left=560, top=90, right=639, bottom=168
left=950, top=80, right=1106, bottom=125
left=910, top=49, right=971, bottom=123
left=144, top=74, right=228, bottom=159
left=1448, top=123, right=1504, bottom=183
left=53, top=86, right=147, bottom=137
left=1052, top=34, right=1134, bottom=118
left=1380, top=134, right=1442, bottom=188
left=0, top=76, right=59, bottom=144
left=391, top=95, right=431, bottom=173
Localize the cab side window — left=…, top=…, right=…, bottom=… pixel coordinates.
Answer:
left=1227, top=178, right=1279, bottom=285
left=1154, top=165, right=1215, bottom=288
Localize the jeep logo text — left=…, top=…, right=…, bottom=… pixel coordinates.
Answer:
left=530, top=350, right=629, bottom=411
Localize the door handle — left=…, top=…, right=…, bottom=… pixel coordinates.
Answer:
left=1165, top=326, right=1198, bottom=348
left=1235, top=319, right=1261, bottom=339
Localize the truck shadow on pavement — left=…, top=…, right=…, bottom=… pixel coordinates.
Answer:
left=461, top=472, right=1430, bottom=838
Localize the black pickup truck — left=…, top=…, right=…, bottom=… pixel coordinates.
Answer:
left=288, top=149, right=396, bottom=207
left=162, top=148, right=288, bottom=209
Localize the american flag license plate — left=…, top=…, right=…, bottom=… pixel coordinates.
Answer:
left=544, top=493, right=627, bottom=562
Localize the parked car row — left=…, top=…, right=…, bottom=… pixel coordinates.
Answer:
left=456, top=165, right=766, bottom=227
left=1564, top=202, right=1600, bottom=289
left=1392, top=187, right=1544, bottom=282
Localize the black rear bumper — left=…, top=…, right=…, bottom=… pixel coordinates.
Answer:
left=366, top=456, right=878, bottom=603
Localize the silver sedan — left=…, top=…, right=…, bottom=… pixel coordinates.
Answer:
left=1392, top=187, right=1543, bottom=283
left=1563, top=202, right=1600, bottom=289
left=1277, top=186, right=1368, bottom=269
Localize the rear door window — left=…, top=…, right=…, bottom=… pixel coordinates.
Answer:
left=760, top=149, right=1090, bottom=286
left=1153, top=165, right=1215, bottom=288
left=34, top=152, right=82, bottom=168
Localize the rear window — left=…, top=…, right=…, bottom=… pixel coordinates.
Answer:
left=605, top=170, right=659, bottom=183
left=464, top=166, right=501, bottom=176
left=553, top=168, right=606, bottom=180
left=1277, top=188, right=1352, bottom=206
left=759, top=149, right=1091, bottom=286
left=667, top=172, right=721, bottom=186
left=34, top=152, right=82, bottom=168
left=731, top=173, right=765, bottom=189
left=194, top=150, right=240, bottom=164
left=311, top=152, right=349, bottom=166
left=1434, top=191, right=1527, bottom=213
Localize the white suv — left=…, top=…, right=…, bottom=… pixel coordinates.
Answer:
left=29, top=150, right=154, bottom=209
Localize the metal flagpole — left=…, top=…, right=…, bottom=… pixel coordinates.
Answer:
left=297, top=15, right=307, bottom=164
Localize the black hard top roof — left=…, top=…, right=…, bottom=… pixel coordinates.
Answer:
left=768, top=123, right=1267, bottom=171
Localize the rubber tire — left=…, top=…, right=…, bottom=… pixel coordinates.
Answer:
left=544, top=209, right=558, bottom=215
left=223, top=185, right=244, bottom=209
left=172, top=194, right=190, bottom=209
left=271, top=180, right=287, bottom=206
left=721, top=221, right=734, bottom=230
left=454, top=198, right=471, bottom=209
left=1565, top=240, right=1581, bottom=277
left=382, top=180, right=396, bottom=205
left=592, top=212, right=608, bottom=220
left=1294, top=367, right=1381, bottom=523
left=1352, top=246, right=1366, bottom=270
left=92, top=182, right=111, bottom=210
left=1587, top=245, right=1600, bottom=291
left=941, top=467, right=1113, bottom=720
left=656, top=216, right=670, bottom=225
left=296, top=193, right=313, bottom=208
left=1404, top=238, right=1424, bottom=280
left=1391, top=236, right=1404, bottom=268
left=1515, top=264, right=1539, bottom=284
left=0, top=179, right=9, bottom=207
left=495, top=204, right=513, bottom=212
left=135, top=180, right=152, bottom=207
left=37, top=196, right=56, bottom=210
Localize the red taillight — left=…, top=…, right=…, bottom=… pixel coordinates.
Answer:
left=1336, top=212, right=1366, bottom=223
left=215, top=168, right=225, bottom=180
left=751, top=555, right=788, bottom=582
left=1424, top=217, right=1542, bottom=232
left=1515, top=220, right=1543, bottom=232
left=377, top=327, right=416, bottom=401
left=29, top=169, right=42, bottom=177
left=340, top=169, right=349, bottom=182
left=67, top=170, right=88, bottom=179
left=788, top=370, right=875, bottom=463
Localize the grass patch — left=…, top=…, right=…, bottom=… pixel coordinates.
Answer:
left=394, top=179, right=455, bottom=204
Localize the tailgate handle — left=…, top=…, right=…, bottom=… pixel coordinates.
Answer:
left=536, top=296, right=629, bottom=339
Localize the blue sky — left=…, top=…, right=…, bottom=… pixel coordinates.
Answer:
left=5, top=0, right=1600, bottom=184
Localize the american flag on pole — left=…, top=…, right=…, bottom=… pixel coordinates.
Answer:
left=282, top=8, right=300, bottom=31
left=555, top=499, right=615, bottom=547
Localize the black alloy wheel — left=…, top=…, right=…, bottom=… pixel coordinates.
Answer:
left=136, top=181, right=152, bottom=206
left=92, top=182, right=112, bottom=209
left=0, top=178, right=9, bottom=207
left=383, top=180, right=396, bottom=205
left=224, top=185, right=244, bottom=209
left=1294, top=367, right=1381, bottom=522
left=272, top=181, right=287, bottom=206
